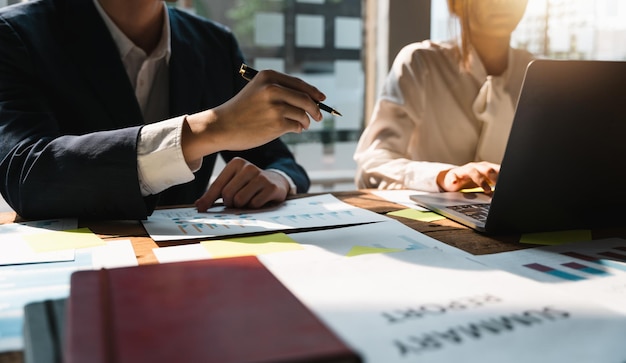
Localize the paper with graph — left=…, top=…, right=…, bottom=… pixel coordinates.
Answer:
left=142, top=194, right=390, bottom=241
left=472, top=238, right=626, bottom=315
left=260, top=249, right=626, bottom=363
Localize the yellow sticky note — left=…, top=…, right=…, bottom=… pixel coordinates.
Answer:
left=346, top=245, right=403, bottom=257
left=201, top=232, right=303, bottom=258
left=460, top=186, right=495, bottom=193
left=520, top=229, right=592, bottom=246
left=387, top=209, right=445, bottom=222
left=23, top=228, right=105, bottom=252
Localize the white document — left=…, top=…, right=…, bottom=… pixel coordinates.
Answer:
left=143, top=194, right=390, bottom=241
left=153, top=243, right=211, bottom=263
left=370, top=189, right=429, bottom=210
left=91, top=240, right=138, bottom=269
left=286, top=219, right=470, bottom=258
left=472, top=238, right=626, bottom=315
left=152, top=219, right=467, bottom=264
left=260, top=249, right=626, bottom=362
left=0, top=219, right=78, bottom=266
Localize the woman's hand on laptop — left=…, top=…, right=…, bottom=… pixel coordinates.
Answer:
left=436, top=161, right=500, bottom=195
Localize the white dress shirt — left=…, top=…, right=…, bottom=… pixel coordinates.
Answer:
left=94, top=1, right=196, bottom=196
left=354, top=40, right=534, bottom=192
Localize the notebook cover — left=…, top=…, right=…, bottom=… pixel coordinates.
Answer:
left=23, top=299, right=66, bottom=363
left=64, top=256, right=360, bottom=363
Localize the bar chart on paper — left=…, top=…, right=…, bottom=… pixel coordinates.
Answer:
left=523, top=260, right=617, bottom=281
left=522, top=248, right=626, bottom=282
left=142, top=194, right=390, bottom=241
left=474, top=238, right=626, bottom=314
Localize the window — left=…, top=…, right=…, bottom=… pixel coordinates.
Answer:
left=1, top=0, right=23, bottom=7
left=181, top=0, right=363, bottom=192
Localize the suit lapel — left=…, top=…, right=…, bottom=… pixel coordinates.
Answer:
left=61, top=3, right=234, bottom=127
left=62, top=0, right=143, bottom=128
left=168, top=9, right=207, bottom=117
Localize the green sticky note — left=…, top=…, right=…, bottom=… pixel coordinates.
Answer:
left=520, top=229, right=592, bottom=246
left=346, top=245, right=403, bottom=257
left=23, top=227, right=105, bottom=252
left=201, top=232, right=303, bottom=258
left=387, top=208, right=445, bottom=222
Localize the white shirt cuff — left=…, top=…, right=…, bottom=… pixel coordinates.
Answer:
left=267, top=169, right=297, bottom=195
left=137, top=115, right=201, bottom=196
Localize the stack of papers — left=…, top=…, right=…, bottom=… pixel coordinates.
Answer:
left=0, top=220, right=137, bottom=352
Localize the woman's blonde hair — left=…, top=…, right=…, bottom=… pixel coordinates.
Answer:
left=447, top=0, right=472, bottom=71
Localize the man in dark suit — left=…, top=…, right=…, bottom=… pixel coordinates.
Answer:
left=0, top=0, right=327, bottom=220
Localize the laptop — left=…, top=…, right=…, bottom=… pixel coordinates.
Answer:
left=410, top=59, right=626, bottom=234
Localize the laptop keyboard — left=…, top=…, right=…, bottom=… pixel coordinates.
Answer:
left=447, top=203, right=491, bottom=223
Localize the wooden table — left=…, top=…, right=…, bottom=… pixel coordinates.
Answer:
left=2, top=189, right=625, bottom=363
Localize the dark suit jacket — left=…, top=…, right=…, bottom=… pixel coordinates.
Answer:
left=0, top=0, right=310, bottom=220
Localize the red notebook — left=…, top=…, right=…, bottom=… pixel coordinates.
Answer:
left=64, top=256, right=360, bottom=363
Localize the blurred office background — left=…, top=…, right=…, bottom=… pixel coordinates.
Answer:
left=0, top=0, right=625, bottom=212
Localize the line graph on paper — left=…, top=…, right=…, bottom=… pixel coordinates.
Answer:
left=142, top=194, right=389, bottom=241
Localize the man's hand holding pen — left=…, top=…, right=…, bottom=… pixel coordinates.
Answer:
left=228, top=67, right=326, bottom=134
left=183, top=66, right=328, bottom=162
left=239, top=64, right=342, bottom=117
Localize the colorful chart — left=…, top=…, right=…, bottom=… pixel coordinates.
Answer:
left=561, top=250, right=626, bottom=272
left=523, top=263, right=585, bottom=281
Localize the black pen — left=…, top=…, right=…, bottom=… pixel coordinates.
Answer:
left=239, top=63, right=342, bottom=117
